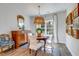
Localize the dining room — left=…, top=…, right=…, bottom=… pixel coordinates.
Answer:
left=0, top=3, right=76, bottom=56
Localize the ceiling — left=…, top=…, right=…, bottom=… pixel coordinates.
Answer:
left=0, top=3, right=76, bottom=16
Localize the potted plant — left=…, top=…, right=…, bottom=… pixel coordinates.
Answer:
left=36, top=28, right=43, bottom=37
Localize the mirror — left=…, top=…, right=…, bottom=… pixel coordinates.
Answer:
left=17, top=15, right=25, bottom=30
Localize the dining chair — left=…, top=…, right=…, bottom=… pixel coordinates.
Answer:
left=28, top=34, right=44, bottom=56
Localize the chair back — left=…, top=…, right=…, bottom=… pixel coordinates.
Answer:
left=28, top=33, right=38, bottom=45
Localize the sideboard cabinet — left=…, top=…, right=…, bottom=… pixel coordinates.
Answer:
left=11, top=30, right=28, bottom=48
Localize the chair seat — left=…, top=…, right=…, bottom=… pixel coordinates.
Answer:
left=29, top=42, right=44, bottom=50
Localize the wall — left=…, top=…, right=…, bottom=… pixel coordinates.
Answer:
left=66, top=3, right=79, bottom=56
left=0, top=4, right=31, bottom=34
left=57, top=11, right=66, bottom=43
left=29, top=16, right=36, bottom=34
left=66, top=34, right=79, bottom=56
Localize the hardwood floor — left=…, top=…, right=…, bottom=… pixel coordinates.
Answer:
left=0, top=43, right=72, bottom=56
left=52, top=43, right=72, bottom=56
left=0, top=48, right=50, bottom=56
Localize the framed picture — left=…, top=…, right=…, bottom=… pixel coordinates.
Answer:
left=74, top=7, right=78, bottom=19
left=68, top=13, right=72, bottom=25
left=66, top=16, right=68, bottom=25
left=72, top=10, right=74, bottom=20
left=75, top=29, right=79, bottom=39
left=71, top=27, right=74, bottom=36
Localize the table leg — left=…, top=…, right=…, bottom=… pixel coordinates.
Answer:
left=44, top=40, right=46, bottom=52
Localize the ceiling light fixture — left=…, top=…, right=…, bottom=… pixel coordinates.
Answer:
left=34, top=5, right=45, bottom=24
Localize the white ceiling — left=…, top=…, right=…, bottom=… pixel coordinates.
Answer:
left=0, top=3, right=76, bottom=16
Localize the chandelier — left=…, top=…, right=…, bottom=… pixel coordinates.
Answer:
left=34, top=6, right=45, bottom=24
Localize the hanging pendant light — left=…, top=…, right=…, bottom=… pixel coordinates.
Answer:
left=34, top=6, right=45, bottom=24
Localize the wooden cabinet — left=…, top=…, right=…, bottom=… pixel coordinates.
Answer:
left=11, top=31, right=28, bottom=48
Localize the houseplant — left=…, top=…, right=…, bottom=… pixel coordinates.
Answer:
left=36, top=28, right=43, bottom=37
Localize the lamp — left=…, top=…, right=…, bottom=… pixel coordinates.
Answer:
left=34, top=6, right=45, bottom=24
